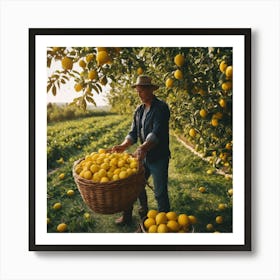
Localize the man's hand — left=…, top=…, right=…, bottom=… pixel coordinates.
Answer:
left=111, top=144, right=127, bottom=153
left=133, top=146, right=147, bottom=161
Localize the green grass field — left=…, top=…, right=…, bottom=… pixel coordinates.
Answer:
left=47, top=113, right=232, bottom=233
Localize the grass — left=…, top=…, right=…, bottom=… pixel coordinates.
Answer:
left=47, top=115, right=233, bottom=233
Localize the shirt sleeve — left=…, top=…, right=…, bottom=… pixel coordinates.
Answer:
left=125, top=109, right=138, bottom=144
left=145, top=103, right=170, bottom=144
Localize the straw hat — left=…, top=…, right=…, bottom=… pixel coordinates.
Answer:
left=132, top=75, right=159, bottom=90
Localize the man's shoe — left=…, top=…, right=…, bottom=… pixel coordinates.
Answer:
left=115, top=215, right=132, bottom=226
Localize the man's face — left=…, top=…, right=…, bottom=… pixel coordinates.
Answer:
left=135, top=86, right=154, bottom=103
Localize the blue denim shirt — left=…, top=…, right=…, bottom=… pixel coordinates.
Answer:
left=126, top=96, right=171, bottom=162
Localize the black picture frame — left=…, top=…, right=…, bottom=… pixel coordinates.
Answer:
left=29, top=28, right=251, bottom=251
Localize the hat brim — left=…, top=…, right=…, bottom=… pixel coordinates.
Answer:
left=132, top=84, right=159, bottom=90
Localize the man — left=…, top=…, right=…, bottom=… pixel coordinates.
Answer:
left=112, top=75, right=171, bottom=225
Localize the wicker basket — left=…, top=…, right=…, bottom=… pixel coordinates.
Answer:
left=73, top=158, right=146, bottom=214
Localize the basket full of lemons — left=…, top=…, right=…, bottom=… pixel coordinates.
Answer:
left=73, top=149, right=146, bottom=214
left=140, top=210, right=196, bottom=233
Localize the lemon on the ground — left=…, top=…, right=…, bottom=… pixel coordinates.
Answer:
left=166, top=211, right=178, bottom=221
left=84, top=212, right=90, bottom=219
left=167, top=220, right=180, bottom=232
left=53, top=202, right=62, bottom=210
left=67, top=190, right=75, bottom=196
left=165, top=78, right=174, bottom=88
left=177, top=214, right=189, bottom=226
left=144, top=218, right=156, bottom=229
left=155, top=212, right=167, bottom=225
left=174, top=54, right=185, bottom=67
left=174, top=69, right=183, bottom=80
left=148, top=225, right=158, bottom=233
left=57, top=223, right=67, bottom=232
left=61, top=57, right=73, bottom=70
left=228, top=188, right=233, bottom=196
left=207, top=169, right=214, bottom=175
left=188, top=215, right=197, bottom=224
left=58, top=173, right=65, bottom=180
left=157, top=224, right=169, bottom=233
left=198, top=186, right=206, bottom=193
left=216, top=215, right=223, bottom=224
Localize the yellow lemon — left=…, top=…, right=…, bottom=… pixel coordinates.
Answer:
left=216, top=216, right=223, bottom=224
left=100, top=177, right=109, bottom=183
left=79, top=60, right=86, bottom=68
left=189, top=128, right=196, bottom=137
left=219, top=98, right=227, bottom=108
left=98, top=169, right=107, bottom=178
left=174, top=69, right=183, bottom=80
left=83, top=170, right=92, bottom=180
left=58, top=173, right=65, bottom=180
left=225, top=143, right=232, bottom=150
left=219, top=61, right=228, bottom=73
left=61, top=57, right=73, bottom=70
left=144, top=218, right=156, bottom=229
left=137, top=67, right=144, bottom=75
left=74, top=83, right=83, bottom=92
left=130, top=161, right=138, bottom=169
left=92, top=173, right=101, bottom=182
left=119, top=171, right=128, bottom=180
left=147, top=209, right=158, bottom=219
left=199, top=109, right=208, bottom=118
left=167, top=220, right=180, bottom=232
left=206, top=223, right=214, bottom=231
left=228, top=188, right=233, bottom=196
left=88, top=70, right=98, bottom=80
left=86, top=53, right=94, bottom=63
left=96, top=51, right=110, bottom=65
left=166, top=211, right=178, bottom=221
left=112, top=174, right=119, bottom=181
left=225, top=65, right=233, bottom=78
left=165, top=78, right=174, bottom=88
left=57, top=223, right=67, bottom=232
left=211, top=118, right=219, bottom=127
left=67, top=190, right=75, bottom=196
left=177, top=214, right=189, bottom=227
left=53, top=202, right=62, bottom=210
left=188, top=215, right=197, bottom=224
left=157, top=224, right=169, bottom=233
left=198, top=186, right=206, bottom=193
left=218, top=203, right=227, bottom=210
left=174, top=54, right=185, bottom=67
left=148, top=225, right=158, bottom=233
left=90, top=164, right=99, bottom=173
left=222, top=81, right=232, bottom=91
left=98, top=148, right=106, bottom=154
left=155, top=212, right=167, bottom=225
left=84, top=212, right=90, bottom=219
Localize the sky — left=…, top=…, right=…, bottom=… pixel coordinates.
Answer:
left=47, top=60, right=109, bottom=106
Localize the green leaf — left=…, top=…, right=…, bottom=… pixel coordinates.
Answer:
left=52, top=85, right=57, bottom=96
